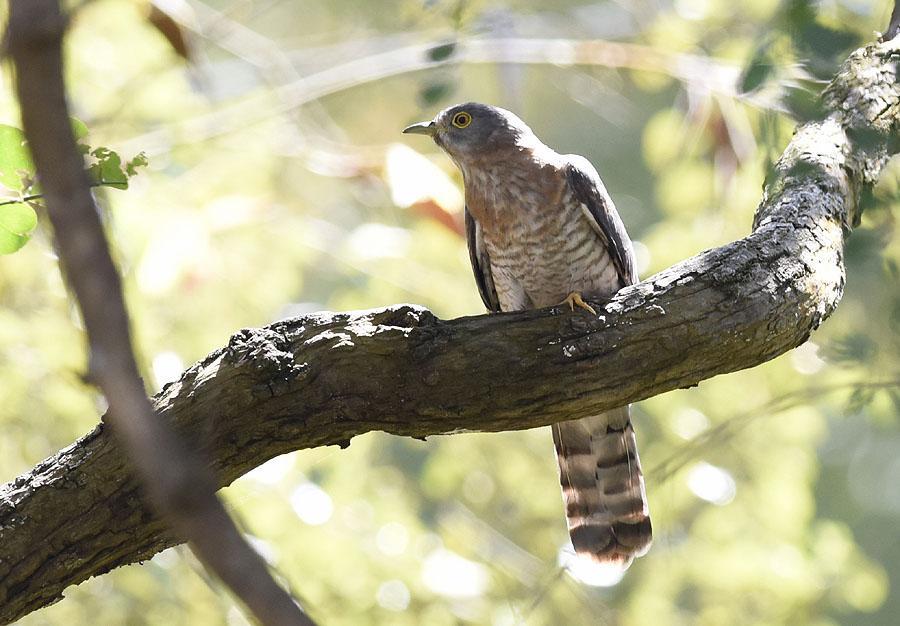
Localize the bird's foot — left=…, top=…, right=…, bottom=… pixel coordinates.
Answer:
left=559, top=292, right=597, bottom=316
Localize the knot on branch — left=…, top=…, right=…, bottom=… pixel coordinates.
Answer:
left=280, top=304, right=438, bottom=333
left=225, top=328, right=304, bottom=398
left=225, top=327, right=312, bottom=402
left=363, top=304, right=439, bottom=329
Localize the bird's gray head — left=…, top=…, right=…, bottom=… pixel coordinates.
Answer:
left=403, top=102, right=537, bottom=164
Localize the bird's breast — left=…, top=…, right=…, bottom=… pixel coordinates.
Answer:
left=463, top=159, right=619, bottom=311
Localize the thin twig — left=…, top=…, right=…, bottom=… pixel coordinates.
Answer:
left=649, top=379, right=900, bottom=483
left=117, top=35, right=764, bottom=159
left=0, top=180, right=126, bottom=207
left=5, top=2, right=315, bottom=624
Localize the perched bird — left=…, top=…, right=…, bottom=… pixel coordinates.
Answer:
left=404, top=103, right=651, bottom=569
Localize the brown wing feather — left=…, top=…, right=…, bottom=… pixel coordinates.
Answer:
left=557, top=158, right=651, bottom=569
left=465, top=207, right=501, bottom=312
left=565, top=156, right=637, bottom=287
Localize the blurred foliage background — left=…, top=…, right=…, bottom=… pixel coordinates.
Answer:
left=1, top=0, right=899, bottom=624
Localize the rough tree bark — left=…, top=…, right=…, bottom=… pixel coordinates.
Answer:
left=0, top=35, right=897, bottom=626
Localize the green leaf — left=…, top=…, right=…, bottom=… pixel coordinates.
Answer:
left=886, top=257, right=900, bottom=282
left=889, top=388, right=900, bottom=413
left=739, top=57, right=774, bottom=94
left=0, top=125, right=34, bottom=191
left=0, top=201, right=38, bottom=254
left=427, top=41, right=456, bottom=62
left=89, top=147, right=128, bottom=189
left=782, top=87, right=826, bottom=123
left=846, top=386, right=877, bottom=415
left=827, top=332, right=877, bottom=364
left=125, top=152, right=149, bottom=177
left=418, top=80, right=454, bottom=107
left=796, top=23, right=858, bottom=78
left=71, top=117, right=91, bottom=155
left=71, top=117, right=89, bottom=141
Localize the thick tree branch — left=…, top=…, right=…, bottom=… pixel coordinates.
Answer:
left=5, top=2, right=313, bottom=625
left=885, top=0, right=900, bottom=41
left=0, top=33, right=897, bottom=626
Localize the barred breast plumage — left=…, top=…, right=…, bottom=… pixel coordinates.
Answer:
left=463, top=157, right=621, bottom=310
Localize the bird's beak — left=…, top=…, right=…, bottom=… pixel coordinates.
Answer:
left=402, top=121, right=437, bottom=136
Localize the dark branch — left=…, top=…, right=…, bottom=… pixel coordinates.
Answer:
left=4, top=2, right=314, bottom=625
left=0, top=29, right=897, bottom=626
left=884, top=1, right=900, bottom=41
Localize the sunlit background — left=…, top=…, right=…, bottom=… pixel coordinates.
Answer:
left=2, top=0, right=900, bottom=624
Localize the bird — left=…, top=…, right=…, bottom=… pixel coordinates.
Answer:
left=403, top=102, right=651, bottom=569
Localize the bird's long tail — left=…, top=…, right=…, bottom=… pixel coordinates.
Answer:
left=552, top=406, right=652, bottom=569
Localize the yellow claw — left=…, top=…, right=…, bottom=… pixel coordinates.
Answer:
left=560, top=292, right=597, bottom=316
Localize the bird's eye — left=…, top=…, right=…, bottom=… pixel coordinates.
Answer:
left=451, top=111, right=472, bottom=128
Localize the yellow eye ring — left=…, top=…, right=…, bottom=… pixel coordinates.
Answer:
left=451, top=111, right=472, bottom=128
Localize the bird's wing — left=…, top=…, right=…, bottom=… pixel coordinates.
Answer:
left=559, top=156, right=651, bottom=569
left=465, top=207, right=501, bottom=312
left=565, top=155, right=638, bottom=287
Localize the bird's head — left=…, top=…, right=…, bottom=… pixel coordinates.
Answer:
left=403, top=102, right=536, bottom=165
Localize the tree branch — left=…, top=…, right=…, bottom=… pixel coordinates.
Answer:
left=0, top=32, right=897, bottom=626
left=5, top=2, right=313, bottom=625
left=885, top=0, right=900, bottom=41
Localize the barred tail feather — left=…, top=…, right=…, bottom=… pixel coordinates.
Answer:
left=552, top=407, right=652, bottom=569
